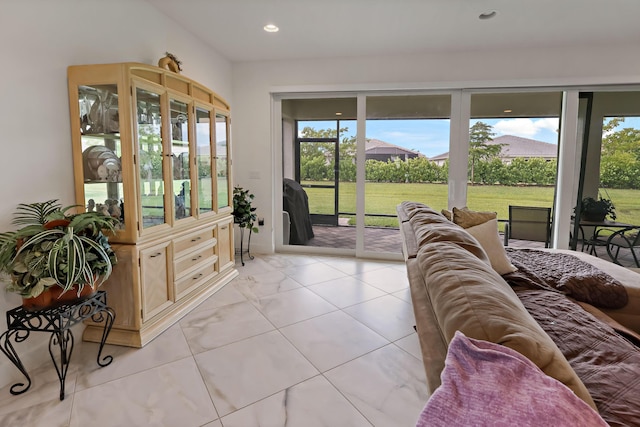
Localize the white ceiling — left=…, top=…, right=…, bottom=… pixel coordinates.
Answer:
left=146, top=0, right=640, bottom=63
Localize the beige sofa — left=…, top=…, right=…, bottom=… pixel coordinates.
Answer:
left=397, top=202, right=640, bottom=423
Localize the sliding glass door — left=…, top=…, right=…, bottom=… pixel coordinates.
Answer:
left=296, top=136, right=339, bottom=226
left=281, top=98, right=357, bottom=250
left=276, top=86, right=636, bottom=259
left=363, top=94, right=452, bottom=254
left=466, top=91, right=563, bottom=243
left=573, top=90, right=640, bottom=256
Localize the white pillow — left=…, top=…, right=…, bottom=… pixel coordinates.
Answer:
left=466, top=218, right=517, bottom=275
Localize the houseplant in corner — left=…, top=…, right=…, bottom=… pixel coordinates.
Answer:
left=232, top=186, right=258, bottom=265
left=578, top=196, right=617, bottom=222
left=0, top=200, right=118, bottom=310
left=232, top=186, right=259, bottom=234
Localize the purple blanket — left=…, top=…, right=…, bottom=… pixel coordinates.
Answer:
left=416, top=331, right=607, bottom=427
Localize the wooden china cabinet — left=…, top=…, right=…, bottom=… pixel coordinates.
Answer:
left=67, top=62, right=237, bottom=347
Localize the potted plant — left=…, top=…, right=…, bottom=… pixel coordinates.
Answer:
left=232, top=186, right=259, bottom=234
left=578, top=196, right=617, bottom=222
left=0, top=200, right=118, bottom=310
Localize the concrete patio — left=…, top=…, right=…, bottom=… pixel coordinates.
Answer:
left=301, top=224, right=638, bottom=268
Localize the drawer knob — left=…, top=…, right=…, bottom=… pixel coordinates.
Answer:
left=150, top=252, right=162, bottom=258
left=220, top=225, right=228, bottom=230
left=193, top=273, right=203, bottom=280
left=191, top=236, right=202, bottom=242
left=192, top=255, right=202, bottom=261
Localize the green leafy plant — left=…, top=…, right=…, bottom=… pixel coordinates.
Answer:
left=0, top=200, right=118, bottom=298
left=232, top=186, right=259, bottom=234
left=577, top=196, right=617, bottom=221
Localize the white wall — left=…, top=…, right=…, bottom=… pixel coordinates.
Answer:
left=0, top=0, right=231, bottom=388
left=231, top=44, right=640, bottom=253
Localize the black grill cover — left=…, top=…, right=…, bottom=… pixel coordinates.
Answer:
left=283, top=178, right=314, bottom=244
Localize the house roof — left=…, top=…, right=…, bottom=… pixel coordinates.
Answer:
left=429, top=151, right=451, bottom=161
left=429, top=135, right=557, bottom=160
left=491, top=135, right=558, bottom=158
left=365, top=139, right=423, bottom=157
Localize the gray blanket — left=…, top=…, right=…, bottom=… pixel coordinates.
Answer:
left=514, top=289, right=640, bottom=427
left=503, top=248, right=628, bottom=309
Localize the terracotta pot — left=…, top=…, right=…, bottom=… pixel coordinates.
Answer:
left=22, top=284, right=97, bottom=312
left=43, top=219, right=71, bottom=230
left=22, top=289, right=55, bottom=311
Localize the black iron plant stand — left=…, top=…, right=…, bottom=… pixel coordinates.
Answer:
left=0, top=290, right=115, bottom=400
left=238, top=226, right=254, bottom=266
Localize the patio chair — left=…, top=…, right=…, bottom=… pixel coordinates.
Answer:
left=606, top=227, right=640, bottom=267
left=504, top=205, right=552, bottom=248
left=581, top=225, right=617, bottom=256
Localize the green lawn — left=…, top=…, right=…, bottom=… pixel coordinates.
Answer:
left=302, top=181, right=640, bottom=228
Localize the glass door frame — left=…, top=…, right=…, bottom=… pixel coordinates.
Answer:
left=194, top=103, right=215, bottom=219
left=167, top=92, right=196, bottom=226
left=132, top=79, right=172, bottom=238
left=214, top=109, right=232, bottom=214
left=568, top=87, right=640, bottom=250
left=294, top=119, right=341, bottom=226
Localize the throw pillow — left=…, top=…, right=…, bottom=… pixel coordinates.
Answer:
left=452, top=207, right=496, bottom=229
left=440, top=209, right=453, bottom=221
left=415, top=331, right=607, bottom=427
left=466, top=218, right=517, bottom=274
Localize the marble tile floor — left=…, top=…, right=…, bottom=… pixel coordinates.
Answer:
left=0, top=253, right=429, bottom=427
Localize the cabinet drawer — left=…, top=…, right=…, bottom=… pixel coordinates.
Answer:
left=175, top=262, right=217, bottom=298
left=174, top=241, right=216, bottom=278
left=173, top=227, right=215, bottom=256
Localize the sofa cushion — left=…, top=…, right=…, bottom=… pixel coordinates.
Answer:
left=416, top=241, right=597, bottom=410
left=402, top=202, right=450, bottom=223
left=466, top=218, right=517, bottom=275
left=405, top=203, right=491, bottom=266
left=452, top=206, right=497, bottom=228
left=416, top=331, right=607, bottom=427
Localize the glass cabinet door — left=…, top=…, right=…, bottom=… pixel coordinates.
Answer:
left=135, top=87, right=166, bottom=230
left=169, top=97, right=193, bottom=221
left=216, top=113, right=230, bottom=209
left=195, top=107, right=214, bottom=215
left=77, top=84, right=125, bottom=230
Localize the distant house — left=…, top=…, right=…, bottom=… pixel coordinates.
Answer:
left=365, top=139, right=423, bottom=162
left=429, top=135, right=558, bottom=166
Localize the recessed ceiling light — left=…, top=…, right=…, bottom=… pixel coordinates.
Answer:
left=335, top=112, right=343, bottom=116
left=263, top=24, right=279, bottom=33
left=503, top=109, right=512, bottom=113
left=479, top=11, right=497, bottom=20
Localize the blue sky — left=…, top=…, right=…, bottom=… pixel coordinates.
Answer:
left=367, top=118, right=561, bottom=158
left=300, top=116, right=639, bottom=159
